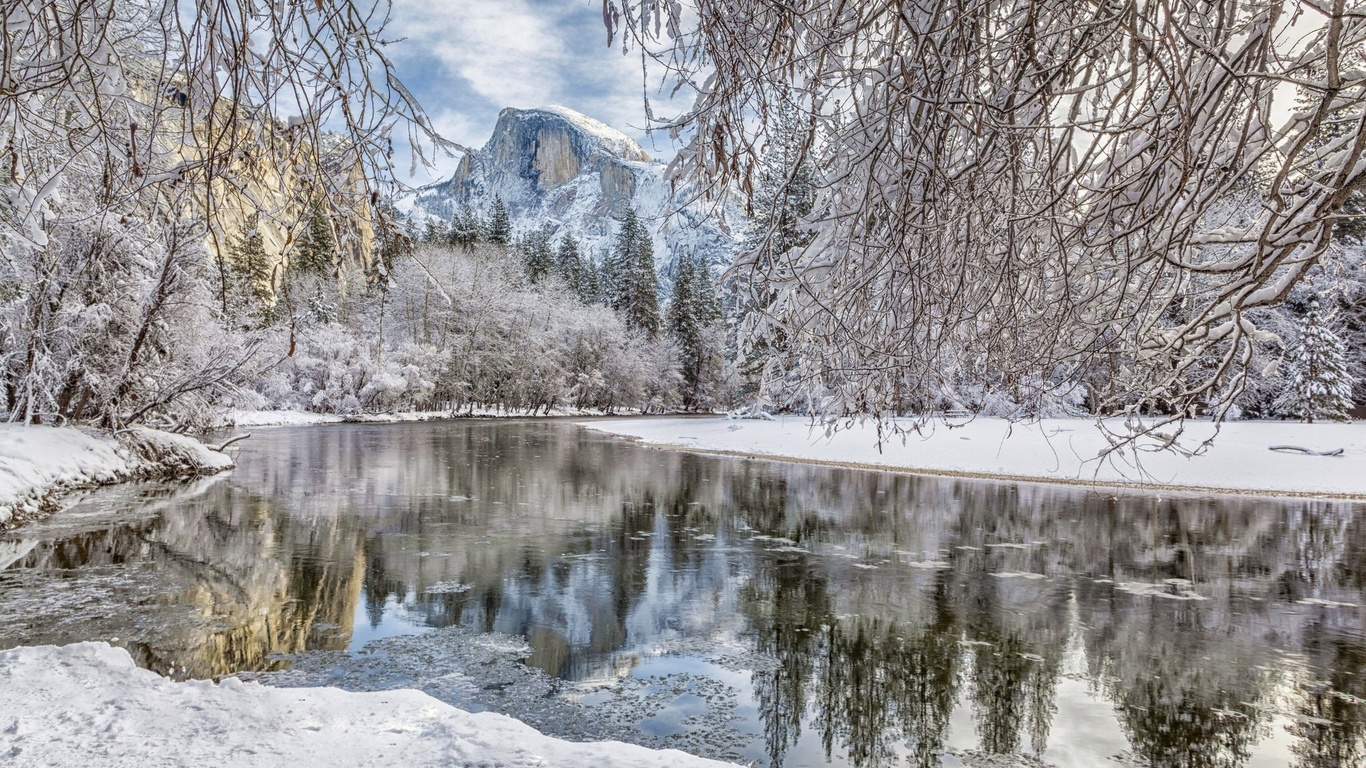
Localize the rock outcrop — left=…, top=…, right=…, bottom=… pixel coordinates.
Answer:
left=412, top=106, right=740, bottom=278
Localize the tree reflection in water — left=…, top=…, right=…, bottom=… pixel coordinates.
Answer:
left=1, top=421, right=1364, bottom=767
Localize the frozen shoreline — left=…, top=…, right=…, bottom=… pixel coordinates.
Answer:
left=580, top=415, right=1366, bottom=498
left=0, top=643, right=738, bottom=768
left=0, top=425, right=234, bottom=529
left=226, top=406, right=639, bottom=428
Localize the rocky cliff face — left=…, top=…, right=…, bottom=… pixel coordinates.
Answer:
left=412, top=106, right=740, bottom=277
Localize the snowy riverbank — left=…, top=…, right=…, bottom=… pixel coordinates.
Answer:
left=582, top=416, right=1366, bottom=497
left=0, top=425, right=233, bottom=528
left=0, top=643, right=737, bottom=768
left=226, top=406, right=637, bottom=428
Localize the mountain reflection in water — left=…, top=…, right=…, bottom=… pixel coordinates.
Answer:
left=1, top=420, right=1363, bottom=767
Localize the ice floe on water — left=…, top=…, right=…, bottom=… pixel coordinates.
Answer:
left=1296, top=597, right=1359, bottom=608
left=423, top=581, right=474, bottom=594
left=236, top=625, right=754, bottom=764
left=1112, top=578, right=1208, bottom=600
left=904, top=559, right=952, bottom=570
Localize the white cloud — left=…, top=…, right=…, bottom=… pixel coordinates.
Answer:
left=387, top=0, right=690, bottom=181
left=391, top=0, right=569, bottom=110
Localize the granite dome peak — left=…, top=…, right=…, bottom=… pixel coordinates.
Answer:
left=412, top=106, right=739, bottom=278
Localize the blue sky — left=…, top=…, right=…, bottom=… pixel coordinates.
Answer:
left=387, top=0, right=682, bottom=185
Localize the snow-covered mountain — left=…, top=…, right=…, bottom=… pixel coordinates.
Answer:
left=411, top=106, right=741, bottom=277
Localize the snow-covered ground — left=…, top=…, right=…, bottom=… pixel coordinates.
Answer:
left=0, top=643, right=738, bottom=768
left=0, top=425, right=233, bottom=527
left=227, top=406, right=635, bottom=428
left=581, top=416, right=1366, bottom=497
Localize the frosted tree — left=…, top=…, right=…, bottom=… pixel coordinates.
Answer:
left=582, top=255, right=605, bottom=306
left=730, top=94, right=819, bottom=407
left=486, top=196, right=512, bottom=246
left=556, top=235, right=585, bottom=299
left=422, top=219, right=449, bottom=245
left=449, top=206, right=483, bottom=250
left=1278, top=298, right=1354, bottom=423
left=0, top=0, right=451, bottom=426
left=295, top=203, right=336, bottom=277
left=669, top=253, right=725, bottom=409
left=609, top=210, right=661, bottom=337
left=604, top=0, right=1366, bottom=444
left=522, top=227, right=555, bottom=284
left=224, top=222, right=284, bottom=329
left=742, top=95, right=818, bottom=270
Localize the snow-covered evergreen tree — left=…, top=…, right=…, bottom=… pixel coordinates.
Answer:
left=1278, top=298, right=1354, bottom=423
left=522, top=227, right=555, bottom=284
left=581, top=255, right=604, bottom=306
left=608, top=210, right=661, bottom=337
left=422, top=219, right=448, bottom=246
left=486, top=196, right=512, bottom=246
left=227, top=226, right=281, bottom=327
left=451, top=205, right=482, bottom=250
left=602, top=211, right=639, bottom=302
left=668, top=253, right=725, bottom=409
left=742, top=97, right=818, bottom=266
left=556, top=235, right=585, bottom=299
left=730, top=95, right=818, bottom=408
left=294, top=202, right=335, bottom=276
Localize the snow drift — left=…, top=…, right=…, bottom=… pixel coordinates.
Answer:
left=0, top=642, right=739, bottom=768
left=0, top=425, right=234, bottom=528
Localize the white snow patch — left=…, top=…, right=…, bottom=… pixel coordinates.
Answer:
left=0, top=425, right=232, bottom=527
left=580, top=416, right=1366, bottom=497
left=0, top=642, right=739, bottom=768
left=227, top=409, right=347, bottom=427
left=541, top=105, right=646, bottom=160
left=229, top=405, right=631, bottom=428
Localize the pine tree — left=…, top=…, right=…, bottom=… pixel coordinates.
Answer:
left=294, top=201, right=335, bottom=276
left=523, top=227, right=555, bottom=283
left=451, top=205, right=482, bottom=249
left=422, top=218, right=448, bottom=245
left=668, top=253, right=724, bottom=408
left=556, top=235, right=584, bottom=298
left=626, top=235, right=661, bottom=337
left=610, top=210, right=660, bottom=336
left=731, top=94, right=818, bottom=404
left=1278, top=297, right=1354, bottom=422
left=486, top=195, right=511, bottom=245
left=581, top=255, right=603, bottom=305
left=604, top=209, right=643, bottom=305
left=744, top=96, right=818, bottom=268
left=226, top=225, right=280, bottom=327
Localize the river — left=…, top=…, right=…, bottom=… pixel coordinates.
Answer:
left=1, top=420, right=1363, bottom=767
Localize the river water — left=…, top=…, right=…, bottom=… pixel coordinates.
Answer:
left=1, top=420, right=1364, bottom=767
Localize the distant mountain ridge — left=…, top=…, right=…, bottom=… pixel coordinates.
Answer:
left=411, top=106, right=740, bottom=278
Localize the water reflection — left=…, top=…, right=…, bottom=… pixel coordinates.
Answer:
left=1, top=421, right=1364, bottom=767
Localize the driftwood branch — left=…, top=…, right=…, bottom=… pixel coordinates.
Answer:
left=210, top=433, right=252, bottom=452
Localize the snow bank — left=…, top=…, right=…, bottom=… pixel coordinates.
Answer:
left=0, top=642, right=738, bottom=768
left=581, top=416, right=1366, bottom=497
left=228, top=406, right=640, bottom=428
left=0, top=425, right=233, bottom=528
left=228, top=409, right=348, bottom=427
